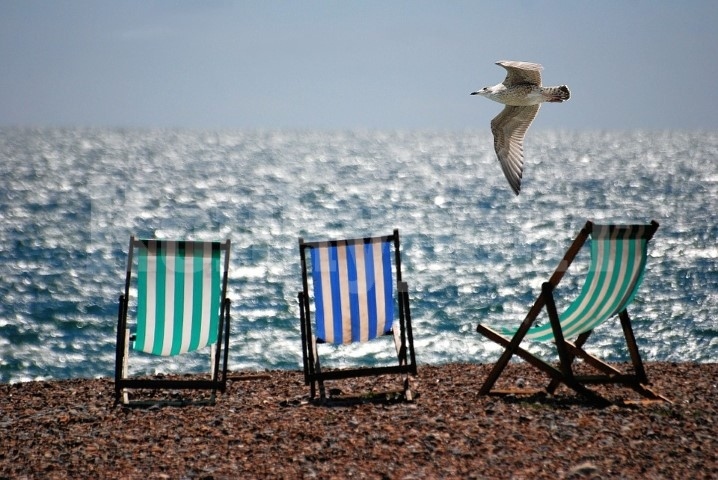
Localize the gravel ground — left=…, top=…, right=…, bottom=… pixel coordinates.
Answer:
left=1, top=362, right=716, bottom=479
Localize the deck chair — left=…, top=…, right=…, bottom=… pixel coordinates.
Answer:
left=298, top=229, right=417, bottom=401
left=115, top=237, right=231, bottom=405
left=476, top=221, right=669, bottom=405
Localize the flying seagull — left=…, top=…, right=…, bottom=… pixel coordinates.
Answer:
left=471, top=61, right=570, bottom=195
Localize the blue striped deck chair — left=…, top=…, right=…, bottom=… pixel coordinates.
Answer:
left=477, top=221, right=670, bottom=404
left=115, top=237, right=231, bottom=405
left=298, top=229, right=417, bottom=401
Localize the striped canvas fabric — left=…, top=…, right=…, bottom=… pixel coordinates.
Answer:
left=309, top=239, right=395, bottom=345
left=504, top=224, right=650, bottom=342
left=134, top=240, right=222, bottom=356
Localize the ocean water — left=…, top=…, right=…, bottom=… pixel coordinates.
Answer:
left=0, top=128, right=716, bottom=383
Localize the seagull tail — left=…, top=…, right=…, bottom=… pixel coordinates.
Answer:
left=543, top=85, right=571, bottom=103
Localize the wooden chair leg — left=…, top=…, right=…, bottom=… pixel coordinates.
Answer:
left=313, top=341, right=325, bottom=400
left=619, top=310, right=648, bottom=384
left=543, top=283, right=575, bottom=381
left=476, top=294, right=547, bottom=394
left=122, top=329, right=130, bottom=405
left=546, top=330, right=592, bottom=394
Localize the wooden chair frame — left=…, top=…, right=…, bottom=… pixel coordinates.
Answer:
left=114, top=237, right=231, bottom=405
left=476, top=221, right=669, bottom=405
left=298, top=229, right=417, bottom=401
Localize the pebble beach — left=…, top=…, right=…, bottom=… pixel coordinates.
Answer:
left=2, top=362, right=716, bottom=479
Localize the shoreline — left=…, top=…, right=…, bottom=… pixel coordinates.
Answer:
left=2, top=362, right=717, bottom=479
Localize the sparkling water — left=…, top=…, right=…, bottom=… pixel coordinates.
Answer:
left=1, top=128, right=716, bottom=383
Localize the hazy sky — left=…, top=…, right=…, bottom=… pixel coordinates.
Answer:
left=2, top=1, right=717, bottom=131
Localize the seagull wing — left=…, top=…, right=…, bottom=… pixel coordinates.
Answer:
left=490, top=104, right=540, bottom=195
left=497, top=60, right=542, bottom=87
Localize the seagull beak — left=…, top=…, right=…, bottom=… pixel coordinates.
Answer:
left=470, top=91, right=480, bottom=95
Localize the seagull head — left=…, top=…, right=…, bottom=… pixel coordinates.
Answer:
left=470, top=86, right=498, bottom=98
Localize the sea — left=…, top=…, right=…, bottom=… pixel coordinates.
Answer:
left=1, top=128, right=716, bottom=384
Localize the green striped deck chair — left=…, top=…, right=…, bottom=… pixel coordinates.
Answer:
left=115, top=237, right=231, bottom=405
left=476, top=221, right=669, bottom=405
left=298, top=229, right=417, bottom=401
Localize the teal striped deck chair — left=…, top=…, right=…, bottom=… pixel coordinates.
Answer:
left=477, top=221, right=669, bottom=404
left=115, top=237, right=231, bottom=405
left=298, top=229, right=417, bottom=401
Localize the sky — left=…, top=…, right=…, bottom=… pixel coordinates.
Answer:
left=1, top=1, right=718, bottom=131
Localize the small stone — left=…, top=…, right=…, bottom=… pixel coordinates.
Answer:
left=567, top=461, right=599, bottom=477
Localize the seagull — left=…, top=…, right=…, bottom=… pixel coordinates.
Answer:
left=471, top=61, right=570, bottom=195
